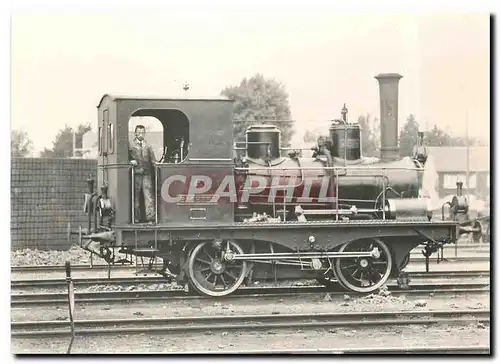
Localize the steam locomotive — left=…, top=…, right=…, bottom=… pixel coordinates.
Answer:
left=67, top=73, right=464, bottom=297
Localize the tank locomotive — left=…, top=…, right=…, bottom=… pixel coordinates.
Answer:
left=68, top=73, right=464, bottom=297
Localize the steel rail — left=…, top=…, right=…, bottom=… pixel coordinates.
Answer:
left=164, top=346, right=490, bottom=354
left=11, top=309, right=490, bottom=338
left=11, top=264, right=141, bottom=273
left=10, top=253, right=490, bottom=274
left=10, top=270, right=491, bottom=290
left=410, top=257, right=489, bottom=263
left=11, top=282, right=490, bottom=307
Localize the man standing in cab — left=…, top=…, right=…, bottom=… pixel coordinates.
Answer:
left=129, top=125, right=156, bottom=224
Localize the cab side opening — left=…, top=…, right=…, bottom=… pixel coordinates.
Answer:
left=128, top=109, right=190, bottom=223
left=129, top=109, right=190, bottom=164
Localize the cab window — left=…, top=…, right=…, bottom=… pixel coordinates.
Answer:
left=129, top=109, right=190, bottom=164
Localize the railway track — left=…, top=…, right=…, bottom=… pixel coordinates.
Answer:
left=11, top=309, right=490, bottom=338
left=168, top=346, right=490, bottom=354
left=9, top=253, right=491, bottom=275
left=11, top=281, right=490, bottom=307
left=10, top=269, right=490, bottom=290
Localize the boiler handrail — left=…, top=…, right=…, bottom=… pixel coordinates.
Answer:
left=235, top=166, right=424, bottom=172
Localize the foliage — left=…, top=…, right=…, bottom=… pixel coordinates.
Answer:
left=424, top=125, right=486, bottom=147
left=399, top=114, right=420, bottom=157
left=40, top=123, right=92, bottom=158
left=11, top=129, right=34, bottom=158
left=221, top=74, right=294, bottom=147
left=398, top=116, right=487, bottom=157
left=303, top=129, right=322, bottom=143
left=356, top=114, right=380, bottom=158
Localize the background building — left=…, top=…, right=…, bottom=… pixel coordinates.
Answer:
left=426, top=146, right=490, bottom=199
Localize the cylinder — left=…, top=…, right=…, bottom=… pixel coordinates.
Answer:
left=246, top=125, right=281, bottom=160
left=329, top=122, right=361, bottom=161
left=375, top=73, right=403, bottom=162
left=385, top=198, right=432, bottom=221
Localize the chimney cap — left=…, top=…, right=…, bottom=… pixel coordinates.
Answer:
left=375, top=73, right=403, bottom=80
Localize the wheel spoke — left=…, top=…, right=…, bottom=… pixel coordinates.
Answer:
left=219, top=274, right=228, bottom=288
left=195, top=257, right=211, bottom=265
left=224, top=270, right=238, bottom=280
left=195, top=267, right=211, bottom=273
left=359, top=272, right=367, bottom=286
left=212, top=274, right=219, bottom=286
left=203, top=249, right=214, bottom=262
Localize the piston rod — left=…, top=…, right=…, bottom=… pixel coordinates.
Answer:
left=226, top=248, right=380, bottom=261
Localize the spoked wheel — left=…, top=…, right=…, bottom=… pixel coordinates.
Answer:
left=187, top=240, right=247, bottom=297
left=334, top=238, right=393, bottom=293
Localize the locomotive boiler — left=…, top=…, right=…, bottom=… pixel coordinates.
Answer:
left=233, top=105, right=426, bottom=223
left=67, top=72, right=462, bottom=298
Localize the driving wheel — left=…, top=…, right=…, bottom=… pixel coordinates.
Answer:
left=187, top=240, right=247, bottom=297
left=333, top=238, right=393, bottom=293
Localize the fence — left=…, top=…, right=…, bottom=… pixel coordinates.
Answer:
left=11, top=158, right=97, bottom=251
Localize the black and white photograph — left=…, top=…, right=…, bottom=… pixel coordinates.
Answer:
left=8, top=1, right=492, bottom=355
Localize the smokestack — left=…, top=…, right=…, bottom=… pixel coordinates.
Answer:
left=375, top=73, right=403, bottom=161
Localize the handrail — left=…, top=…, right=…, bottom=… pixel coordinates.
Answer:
left=335, top=168, right=339, bottom=221
left=382, top=169, right=386, bottom=219
left=130, top=166, right=135, bottom=223
left=235, top=166, right=423, bottom=171
left=155, top=165, right=159, bottom=224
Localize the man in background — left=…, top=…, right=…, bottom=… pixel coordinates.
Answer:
left=129, top=125, right=156, bottom=223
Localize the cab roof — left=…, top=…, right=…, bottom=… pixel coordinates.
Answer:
left=97, top=93, right=233, bottom=108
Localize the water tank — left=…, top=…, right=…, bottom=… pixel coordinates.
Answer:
left=246, top=124, right=281, bottom=160
left=329, top=121, right=361, bottom=161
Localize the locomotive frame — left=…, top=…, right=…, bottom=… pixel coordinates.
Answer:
left=68, top=73, right=462, bottom=297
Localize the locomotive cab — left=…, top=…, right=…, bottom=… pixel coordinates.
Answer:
left=92, top=94, right=236, bottom=227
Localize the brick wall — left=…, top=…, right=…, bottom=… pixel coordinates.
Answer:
left=11, top=158, right=97, bottom=251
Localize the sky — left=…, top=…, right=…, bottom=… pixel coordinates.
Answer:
left=11, top=10, right=490, bottom=154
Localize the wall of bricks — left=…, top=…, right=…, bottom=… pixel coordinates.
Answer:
left=11, top=158, right=97, bottom=251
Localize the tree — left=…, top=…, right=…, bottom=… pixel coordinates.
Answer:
left=398, top=116, right=486, bottom=157
left=221, top=74, right=295, bottom=147
left=423, top=125, right=453, bottom=147
left=357, top=114, right=380, bottom=158
left=40, top=123, right=92, bottom=158
left=11, top=129, right=34, bottom=157
left=424, top=125, right=484, bottom=147
left=399, top=114, right=420, bottom=157
left=303, top=129, right=322, bottom=143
